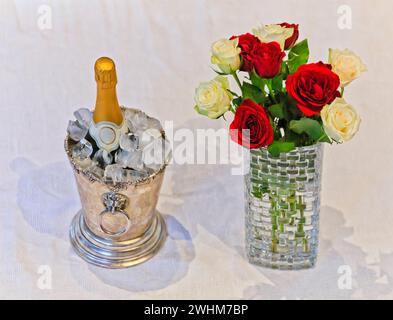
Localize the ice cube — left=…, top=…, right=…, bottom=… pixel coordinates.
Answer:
left=119, top=132, right=139, bottom=152
left=67, top=120, right=88, bottom=142
left=124, top=109, right=162, bottom=133
left=127, top=169, right=149, bottom=182
left=127, top=150, right=144, bottom=171
left=75, top=158, right=94, bottom=170
left=74, top=108, right=92, bottom=127
left=104, top=164, right=128, bottom=183
left=129, top=110, right=149, bottom=132
left=93, top=149, right=113, bottom=168
left=143, top=137, right=171, bottom=171
left=145, top=128, right=162, bottom=139
left=87, top=164, right=105, bottom=180
left=124, top=108, right=139, bottom=121
left=115, top=149, right=144, bottom=171
left=72, top=139, right=93, bottom=160
left=138, top=128, right=162, bottom=150
left=138, top=132, right=154, bottom=150
left=146, top=117, right=163, bottom=131
left=126, top=119, right=136, bottom=133
left=115, top=150, right=131, bottom=168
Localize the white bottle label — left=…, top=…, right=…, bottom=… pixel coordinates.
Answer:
left=89, top=120, right=127, bottom=153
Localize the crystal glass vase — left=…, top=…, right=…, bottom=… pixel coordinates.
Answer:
left=245, top=144, right=323, bottom=269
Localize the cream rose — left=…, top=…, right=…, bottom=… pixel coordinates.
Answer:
left=211, top=38, right=241, bottom=74
left=194, top=76, right=232, bottom=119
left=321, top=98, right=361, bottom=142
left=252, top=24, right=294, bottom=50
left=329, top=48, right=367, bottom=87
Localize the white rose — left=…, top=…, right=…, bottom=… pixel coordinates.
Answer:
left=252, top=24, right=294, bottom=50
left=194, top=76, right=232, bottom=119
left=211, top=38, right=241, bottom=74
left=329, top=48, right=367, bottom=87
left=321, top=98, right=361, bottom=142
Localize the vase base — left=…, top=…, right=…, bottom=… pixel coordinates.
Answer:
left=69, top=210, right=166, bottom=269
left=247, top=251, right=317, bottom=270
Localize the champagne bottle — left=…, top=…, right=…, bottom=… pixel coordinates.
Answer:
left=89, top=57, right=127, bottom=153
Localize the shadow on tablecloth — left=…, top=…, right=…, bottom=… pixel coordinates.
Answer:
left=11, top=157, right=78, bottom=241
left=11, top=157, right=195, bottom=292
left=70, top=213, right=195, bottom=292
left=151, top=118, right=393, bottom=299
left=156, top=117, right=246, bottom=254
left=241, top=206, right=393, bottom=300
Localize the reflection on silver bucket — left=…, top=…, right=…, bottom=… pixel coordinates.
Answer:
left=65, top=120, right=168, bottom=269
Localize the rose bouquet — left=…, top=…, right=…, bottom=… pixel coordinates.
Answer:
left=194, top=23, right=366, bottom=269
left=195, top=23, right=366, bottom=153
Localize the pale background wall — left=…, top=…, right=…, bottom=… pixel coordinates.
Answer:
left=1, top=0, right=392, bottom=299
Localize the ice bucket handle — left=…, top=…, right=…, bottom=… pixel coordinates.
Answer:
left=98, top=192, right=131, bottom=237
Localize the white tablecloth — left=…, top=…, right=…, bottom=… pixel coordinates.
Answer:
left=1, top=0, right=393, bottom=299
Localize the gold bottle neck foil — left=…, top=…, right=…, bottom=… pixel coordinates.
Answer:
left=92, top=57, right=123, bottom=126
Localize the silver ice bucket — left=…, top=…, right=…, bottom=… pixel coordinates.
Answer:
left=65, top=110, right=167, bottom=268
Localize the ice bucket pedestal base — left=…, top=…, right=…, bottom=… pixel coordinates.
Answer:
left=69, top=210, right=166, bottom=268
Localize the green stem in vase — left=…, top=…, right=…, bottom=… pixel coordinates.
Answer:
left=303, top=238, right=309, bottom=253
left=299, top=195, right=304, bottom=217
left=270, top=192, right=278, bottom=253
left=298, top=195, right=309, bottom=253
left=279, top=211, right=285, bottom=233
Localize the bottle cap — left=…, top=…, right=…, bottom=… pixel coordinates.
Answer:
left=94, top=57, right=117, bottom=88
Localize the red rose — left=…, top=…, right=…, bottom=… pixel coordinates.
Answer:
left=279, top=23, right=299, bottom=50
left=249, top=41, right=285, bottom=79
left=229, top=99, right=273, bottom=149
left=230, top=33, right=260, bottom=72
left=286, top=62, right=341, bottom=116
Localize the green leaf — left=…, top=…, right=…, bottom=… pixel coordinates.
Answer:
left=278, top=93, right=302, bottom=119
left=271, top=75, right=283, bottom=92
left=289, top=118, right=330, bottom=142
left=285, top=130, right=304, bottom=146
left=211, top=67, right=228, bottom=76
left=251, top=187, right=262, bottom=199
left=268, top=104, right=286, bottom=119
left=232, top=97, right=243, bottom=108
left=268, top=141, right=296, bottom=157
left=287, top=39, right=309, bottom=74
left=242, top=82, right=265, bottom=104
left=249, top=70, right=265, bottom=89
left=226, top=89, right=239, bottom=97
